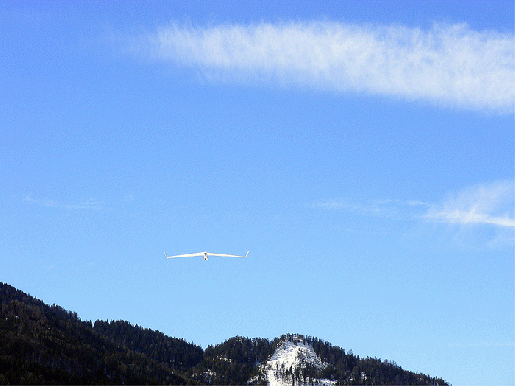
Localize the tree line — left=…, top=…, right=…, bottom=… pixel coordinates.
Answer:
left=0, top=282, right=448, bottom=385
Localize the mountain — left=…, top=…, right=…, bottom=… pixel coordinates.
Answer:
left=201, top=334, right=448, bottom=386
left=255, top=336, right=335, bottom=385
left=0, top=282, right=449, bottom=385
left=0, top=282, right=195, bottom=384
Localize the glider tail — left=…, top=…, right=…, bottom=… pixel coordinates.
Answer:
left=164, top=252, right=168, bottom=258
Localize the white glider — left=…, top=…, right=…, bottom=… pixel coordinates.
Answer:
left=164, top=251, right=249, bottom=261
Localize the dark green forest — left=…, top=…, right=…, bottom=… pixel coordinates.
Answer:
left=0, top=282, right=448, bottom=385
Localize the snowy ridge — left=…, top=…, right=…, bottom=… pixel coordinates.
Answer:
left=259, top=336, right=336, bottom=386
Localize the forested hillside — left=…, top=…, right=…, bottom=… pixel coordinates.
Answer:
left=0, top=282, right=193, bottom=384
left=195, top=335, right=448, bottom=385
left=0, top=282, right=449, bottom=385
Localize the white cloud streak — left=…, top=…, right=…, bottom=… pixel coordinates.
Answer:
left=424, top=180, right=515, bottom=228
left=315, top=198, right=414, bottom=219
left=316, top=182, right=514, bottom=248
left=316, top=181, right=514, bottom=228
left=24, top=195, right=103, bottom=210
left=128, top=20, right=514, bottom=113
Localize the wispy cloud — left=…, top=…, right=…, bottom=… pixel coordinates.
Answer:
left=315, top=198, right=419, bottom=219
left=126, top=20, right=514, bottom=113
left=316, top=181, right=514, bottom=228
left=24, top=195, right=103, bottom=210
left=424, top=180, right=514, bottom=228
left=316, top=180, right=514, bottom=247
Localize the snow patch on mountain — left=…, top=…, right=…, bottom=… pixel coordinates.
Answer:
left=259, top=336, right=336, bottom=386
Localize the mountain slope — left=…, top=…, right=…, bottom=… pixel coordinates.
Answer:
left=258, top=336, right=335, bottom=385
left=0, top=282, right=449, bottom=385
left=93, top=319, right=203, bottom=370
left=249, top=334, right=448, bottom=386
left=0, top=282, right=192, bottom=384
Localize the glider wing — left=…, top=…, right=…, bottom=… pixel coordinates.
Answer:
left=208, top=251, right=249, bottom=258
left=165, top=252, right=206, bottom=258
left=165, top=251, right=249, bottom=258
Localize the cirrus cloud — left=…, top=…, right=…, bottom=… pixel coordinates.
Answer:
left=126, top=20, right=514, bottom=113
left=315, top=180, right=514, bottom=247
left=316, top=180, right=514, bottom=228
left=424, top=180, right=514, bottom=228
left=24, top=195, right=103, bottom=210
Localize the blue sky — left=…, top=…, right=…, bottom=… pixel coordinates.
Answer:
left=1, top=1, right=513, bottom=385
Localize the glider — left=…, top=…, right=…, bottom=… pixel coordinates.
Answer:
left=164, top=251, right=249, bottom=261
